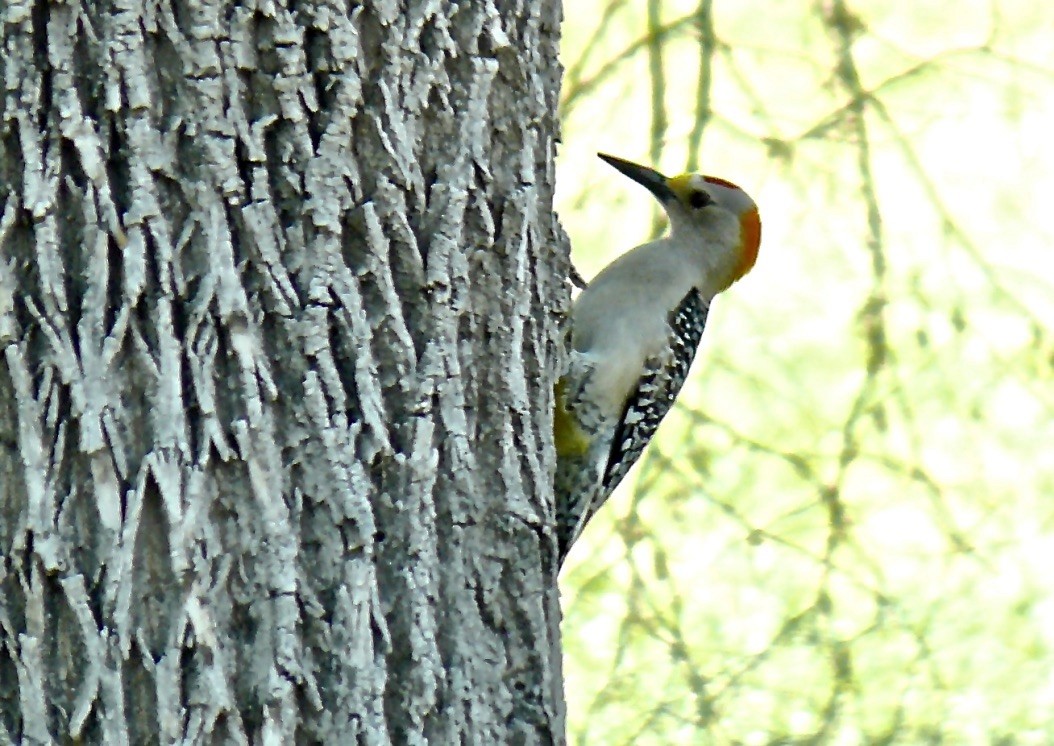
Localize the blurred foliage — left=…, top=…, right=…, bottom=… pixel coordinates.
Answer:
left=556, top=1, right=1054, bottom=743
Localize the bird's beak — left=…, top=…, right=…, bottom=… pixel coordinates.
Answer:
left=598, top=153, right=676, bottom=204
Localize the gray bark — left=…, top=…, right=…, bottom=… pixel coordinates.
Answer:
left=0, top=1, right=567, bottom=743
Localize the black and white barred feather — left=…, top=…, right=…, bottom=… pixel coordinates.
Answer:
left=555, top=289, right=709, bottom=562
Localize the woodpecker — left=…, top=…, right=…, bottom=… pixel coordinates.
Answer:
left=554, top=153, right=761, bottom=564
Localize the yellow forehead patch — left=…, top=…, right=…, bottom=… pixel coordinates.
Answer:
left=665, top=173, right=704, bottom=204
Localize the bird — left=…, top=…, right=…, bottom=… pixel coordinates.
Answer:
left=553, top=152, right=761, bottom=565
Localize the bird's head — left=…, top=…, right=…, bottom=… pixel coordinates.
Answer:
left=598, top=153, right=761, bottom=291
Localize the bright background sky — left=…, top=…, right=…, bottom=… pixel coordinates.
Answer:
left=556, top=2, right=1054, bottom=743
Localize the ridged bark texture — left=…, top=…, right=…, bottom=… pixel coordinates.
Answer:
left=0, top=0, right=567, bottom=743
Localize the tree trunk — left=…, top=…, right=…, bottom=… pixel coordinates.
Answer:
left=0, top=1, right=567, bottom=742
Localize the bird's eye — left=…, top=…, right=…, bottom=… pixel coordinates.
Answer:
left=688, top=190, right=712, bottom=209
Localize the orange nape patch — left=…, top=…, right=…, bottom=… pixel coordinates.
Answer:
left=717, top=207, right=761, bottom=292
left=554, top=378, right=590, bottom=457
left=735, top=207, right=761, bottom=281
